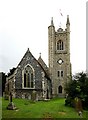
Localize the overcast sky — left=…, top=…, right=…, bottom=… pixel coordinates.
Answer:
left=0, top=0, right=86, bottom=74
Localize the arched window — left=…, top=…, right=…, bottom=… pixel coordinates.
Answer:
left=57, top=40, right=64, bottom=50
left=58, top=86, right=62, bottom=93
left=24, top=65, right=34, bottom=88
left=24, top=73, right=26, bottom=87
left=61, top=71, right=63, bottom=77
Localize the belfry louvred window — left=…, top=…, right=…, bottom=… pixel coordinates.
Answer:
left=57, top=70, right=64, bottom=77
left=58, top=71, right=60, bottom=77
left=61, top=71, right=63, bottom=77
left=57, top=40, right=64, bottom=50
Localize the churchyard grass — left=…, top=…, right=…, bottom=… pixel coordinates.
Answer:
left=0, top=97, right=2, bottom=120
left=2, top=97, right=88, bottom=119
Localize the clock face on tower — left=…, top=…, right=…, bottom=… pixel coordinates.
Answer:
left=57, top=59, right=63, bottom=65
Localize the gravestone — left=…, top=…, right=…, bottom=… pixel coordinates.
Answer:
left=7, top=92, right=16, bottom=110
left=31, top=90, right=36, bottom=101
left=74, top=97, right=83, bottom=117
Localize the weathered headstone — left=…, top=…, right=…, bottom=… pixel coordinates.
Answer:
left=74, top=97, right=83, bottom=117
left=31, top=90, right=36, bottom=101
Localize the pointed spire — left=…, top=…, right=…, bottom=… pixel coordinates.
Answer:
left=39, top=52, right=41, bottom=58
left=66, top=15, right=70, bottom=25
left=51, top=17, right=54, bottom=26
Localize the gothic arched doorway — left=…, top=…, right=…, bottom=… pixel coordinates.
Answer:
left=58, top=85, right=62, bottom=93
left=46, top=89, right=49, bottom=99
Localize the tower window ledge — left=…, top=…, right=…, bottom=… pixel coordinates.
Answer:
left=55, top=51, right=67, bottom=54
left=22, top=87, right=35, bottom=89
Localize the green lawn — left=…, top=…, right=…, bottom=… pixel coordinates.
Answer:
left=0, top=97, right=2, bottom=120
left=2, top=97, right=88, bottom=119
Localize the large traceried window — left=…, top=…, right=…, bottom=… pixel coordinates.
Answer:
left=23, top=65, right=34, bottom=88
left=57, top=40, right=64, bottom=50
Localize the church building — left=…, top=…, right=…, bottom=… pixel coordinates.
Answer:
left=5, top=15, right=71, bottom=100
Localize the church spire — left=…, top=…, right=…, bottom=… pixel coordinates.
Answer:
left=66, top=15, right=70, bottom=25
left=51, top=17, right=54, bottom=26
left=66, top=15, right=70, bottom=32
left=39, top=53, right=41, bottom=58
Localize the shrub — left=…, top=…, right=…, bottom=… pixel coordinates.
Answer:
left=65, top=97, right=74, bottom=107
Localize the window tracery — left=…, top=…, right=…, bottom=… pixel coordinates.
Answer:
left=23, top=65, right=34, bottom=88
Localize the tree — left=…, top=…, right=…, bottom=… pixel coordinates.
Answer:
left=1, top=72, right=6, bottom=96
left=8, top=67, right=16, bottom=77
left=65, top=72, right=88, bottom=109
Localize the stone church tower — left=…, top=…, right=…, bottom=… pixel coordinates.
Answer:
left=48, top=15, right=71, bottom=97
